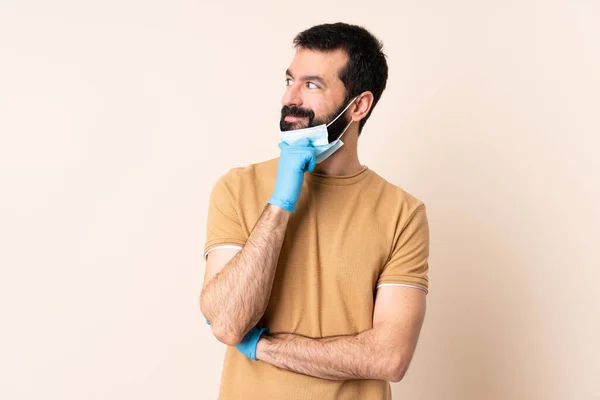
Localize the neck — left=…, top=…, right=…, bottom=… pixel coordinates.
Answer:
left=311, top=129, right=363, bottom=176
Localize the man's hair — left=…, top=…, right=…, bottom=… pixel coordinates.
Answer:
left=293, top=22, right=388, bottom=134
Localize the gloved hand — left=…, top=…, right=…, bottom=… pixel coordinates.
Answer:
left=236, top=326, right=269, bottom=361
left=268, top=138, right=316, bottom=213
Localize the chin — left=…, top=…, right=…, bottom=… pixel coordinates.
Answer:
left=281, top=122, right=309, bottom=131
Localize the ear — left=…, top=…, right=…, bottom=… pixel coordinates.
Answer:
left=350, top=92, right=375, bottom=123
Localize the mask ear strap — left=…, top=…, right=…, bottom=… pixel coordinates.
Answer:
left=335, top=119, right=354, bottom=142
left=326, top=96, right=359, bottom=128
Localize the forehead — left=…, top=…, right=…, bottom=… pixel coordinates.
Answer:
left=287, top=48, right=348, bottom=84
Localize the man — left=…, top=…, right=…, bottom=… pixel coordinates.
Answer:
left=200, top=22, right=430, bottom=400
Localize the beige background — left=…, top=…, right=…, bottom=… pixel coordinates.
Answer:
left=1, top=1, right=598, bottom=399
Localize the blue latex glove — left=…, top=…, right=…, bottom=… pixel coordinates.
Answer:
left=268, top=138, right=316, bottom=212
left=207, top=320, right=267, bottom=361
left=236, top=326, right=269, bottom=361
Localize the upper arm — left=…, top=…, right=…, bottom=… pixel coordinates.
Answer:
left=377, top=203, right=429, bottom=292
left=373, top=285, right=426, bottom=380
left=373, top=202, right=429, bottom=372
left=200, top=246, right=242, bottom=330
left=202, top=246, right=242, bottom=292
left=203, top=170, right=247, bottom=271
left=201, top=170, right=247, bottom=305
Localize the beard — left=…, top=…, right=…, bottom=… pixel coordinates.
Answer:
left=280, top=96, right=352, bottom=143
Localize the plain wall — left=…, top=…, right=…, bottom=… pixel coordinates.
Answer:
left=0, top=1, right=598, bottom=399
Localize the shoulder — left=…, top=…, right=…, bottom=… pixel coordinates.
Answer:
left=215, top=158, right=279, bottom=190
left=367, top=169, right=426, bottom=213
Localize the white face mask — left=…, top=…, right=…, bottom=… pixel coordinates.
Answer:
left=279, top=97, right=358, bottom=163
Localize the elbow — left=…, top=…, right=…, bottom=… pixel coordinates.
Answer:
left=200, top=292, right=260, bottom=347
left=210, top=321, right=244, bottom=346
left=200, top=305, right=242, bottom=346
left=200, top=294, right=239, bottom=345
left=385, top=354, right=409, bottom=383
left=388, top=368, right=406, bottom=383
left=214, top=329, right=243, bottom=347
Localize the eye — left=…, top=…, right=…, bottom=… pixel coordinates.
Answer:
left=306, top=81, right=318, bottom=89
left=285, top=78, right=293, bottom=86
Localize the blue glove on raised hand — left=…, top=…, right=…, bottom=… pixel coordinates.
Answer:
left=236, top=326, right=269, bottom=361
left=268, top=138, right=316, bottom=213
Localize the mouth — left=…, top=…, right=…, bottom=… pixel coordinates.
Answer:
left=284, top=116, right=308, bottom=123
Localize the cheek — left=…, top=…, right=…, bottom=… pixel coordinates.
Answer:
left=305, top=96, right=329, bottom=116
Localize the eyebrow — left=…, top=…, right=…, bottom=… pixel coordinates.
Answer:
left=286, top=69, right=327, bottom=88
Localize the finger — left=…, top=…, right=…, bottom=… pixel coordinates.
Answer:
left=301, top=150, right=317, bottom=172
left=306, top=155, right=316, bottom=172
left=278, top=141, right=290, bottom=151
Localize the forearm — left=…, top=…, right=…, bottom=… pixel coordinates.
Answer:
left=201, top=204, right=290, bottom=342
left=255, top=328, right=403, bottom=382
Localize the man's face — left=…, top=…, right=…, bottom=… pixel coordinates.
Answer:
left=280, top=48, right=351, bottom=141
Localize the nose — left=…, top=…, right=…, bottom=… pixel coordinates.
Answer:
left=281, top=83, right=303, bottom=108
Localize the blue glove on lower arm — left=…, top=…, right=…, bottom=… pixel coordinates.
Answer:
left=236, top=326, right=269, bottom=361
left=268, top=138, right=316, bottom=213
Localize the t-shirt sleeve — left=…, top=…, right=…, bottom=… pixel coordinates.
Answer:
left=203, top=170, right=247, bottom=259
left=377, top=203, right=430, bottom=293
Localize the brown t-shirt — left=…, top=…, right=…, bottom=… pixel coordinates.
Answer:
left=204, top=158, right=430, bottom=400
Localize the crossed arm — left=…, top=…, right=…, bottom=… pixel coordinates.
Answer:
left=200, top=205, right=291, bottom=345
left=202, top=206, right=427, bottom=382
left=203, top=237, right=426, bottom=383
left=255, top=286, right=426, bottom=382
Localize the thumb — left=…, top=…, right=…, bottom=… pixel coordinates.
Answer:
left=306, top=155, right=317, bottom=172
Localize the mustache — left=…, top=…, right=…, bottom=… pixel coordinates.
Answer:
left=281, top=105, right=315, bottom=120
